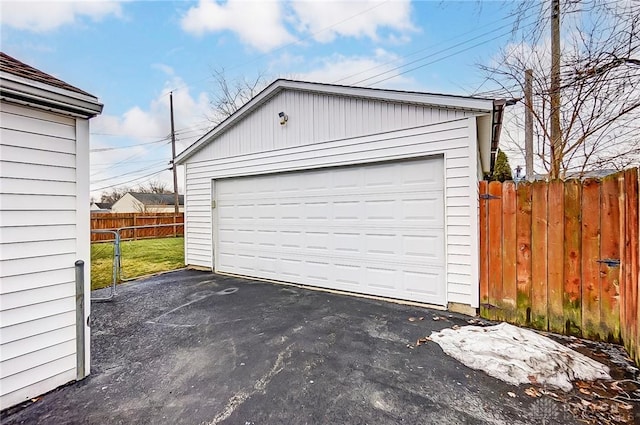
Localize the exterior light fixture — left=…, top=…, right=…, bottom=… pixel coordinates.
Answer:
left=278, top=111, right=288, bottom=125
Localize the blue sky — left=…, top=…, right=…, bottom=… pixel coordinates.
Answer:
left=1, top=0, right=536, bottom=197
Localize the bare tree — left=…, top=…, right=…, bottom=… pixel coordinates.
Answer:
left=134, top=180, right=171, bottom=194
left=479, top=0, right=640, bottom=178
left=207, top=68, right=270, bottom=125
left=99, top=180, right=171, bottom=205
left=100, top=187, right=128, bottom=204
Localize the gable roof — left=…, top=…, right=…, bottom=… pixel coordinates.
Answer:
left=128, top=192, right=184, bottom=206
left=94, top=202, right=113, bottom=210
left=175, top=79, right=497, bottom=165
left=1, top=52, right=92, bottom=96
left=0, top=52, right=103, bottom=117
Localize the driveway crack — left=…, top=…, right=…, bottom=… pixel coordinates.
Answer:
left=202, top=343, right=294, bottom=425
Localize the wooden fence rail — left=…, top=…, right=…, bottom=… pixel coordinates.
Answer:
left=480, top=168, right=639, bottom=363
left=91, top=212, right=184, bottom=242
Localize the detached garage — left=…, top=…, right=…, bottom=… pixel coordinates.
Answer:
left=176, top=80, right=502, bottom=312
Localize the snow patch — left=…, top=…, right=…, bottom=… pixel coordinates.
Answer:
left=430, top=322, right=611, bottom=391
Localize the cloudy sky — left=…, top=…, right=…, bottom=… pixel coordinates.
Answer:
left=1, top=0, right=537, bottom=198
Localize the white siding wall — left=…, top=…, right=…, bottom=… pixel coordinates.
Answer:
left=0, top=102, right=82, bottom=408
left=110, top=193, right=142, bottom=213
left=184, top=116, right=483, bottom=307
left=194, top=90, right=475, bottom=160
left=111, top=194, right=184, bottom=213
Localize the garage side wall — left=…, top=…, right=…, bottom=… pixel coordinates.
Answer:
left=183, top=117, right=481, bottom=308
left=0, top=102, right=81, bottom=408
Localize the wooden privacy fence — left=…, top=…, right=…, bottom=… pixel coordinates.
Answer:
left=91, top=212, right=184, bottom=242
left=479, top=168, right=639, bottom=363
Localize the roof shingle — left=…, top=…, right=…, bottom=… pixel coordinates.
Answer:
left=0, top=52, right=94, bottom=97
left=129, top=192, right=184, bottom=206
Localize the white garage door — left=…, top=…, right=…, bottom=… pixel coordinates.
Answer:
left=214, top=157, right=446, bottom=305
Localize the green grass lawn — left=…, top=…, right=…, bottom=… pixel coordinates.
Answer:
left=91, top=237, right=185, bottom=290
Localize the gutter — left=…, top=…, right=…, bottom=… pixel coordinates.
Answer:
left=0, top=73, right=103, bottom=118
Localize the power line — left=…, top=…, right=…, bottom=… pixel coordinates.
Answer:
left=91, top=168, right=169, bottom=193
left=332, top=3, right=540, bottom=86
left=90, top=137, right=169, bottom=152
left=90, top=131, right=168, bottom=138
left=90, top=160, right=167, bottom=184
left=363, top=26, right=531, bottom=88
left=161, top=1, right=392, bottom=97
left=92, top=158, right=162, bottom=166
left=90, top=140, right=171, bottom=177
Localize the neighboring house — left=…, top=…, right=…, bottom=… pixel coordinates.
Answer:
left=110, top=192, right=184, bottom=213
left=176, top=79, right=506, bottom=313
left=90, top=202, right=112, bottom=212
left=0, top=53, right=103, bottom=408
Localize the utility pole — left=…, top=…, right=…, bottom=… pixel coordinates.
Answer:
left=524, top=69, right=534, bottom=181
left=550, top=0, right=561, bottom=179
left=169, top=92, right=179, bottom=215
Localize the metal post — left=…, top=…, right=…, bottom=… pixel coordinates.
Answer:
left=91, top=230, right=119, bottom=302
left=170, top=92, right=180, bottom=215
left=114, top=231, right=121, bottom=285
left=75, top=260, right=86, bottom=379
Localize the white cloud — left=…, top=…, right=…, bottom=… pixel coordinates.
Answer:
left=288, top=49, right=418, bottom=90
left=0, top=1, right=123, bottom=32
left=152, top=63, right=175, bottom=76
left=180, top=0, right=294, bottom=52
left=93, top=76, right=210, bottom=143
left=90, top=74, right=212, bottom=196
left=180, top=0, right=415, bottom=52
left=291, top=0, right=415, bottom=43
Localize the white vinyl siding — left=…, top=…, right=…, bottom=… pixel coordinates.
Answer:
left=193, top=90, right=475, bottom=160
left=0, top=102, right=80, bottom=408
left=183, top=116, right=481, bottom=307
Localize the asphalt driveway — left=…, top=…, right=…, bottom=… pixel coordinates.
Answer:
left=2, top=270, right=577, bottom=425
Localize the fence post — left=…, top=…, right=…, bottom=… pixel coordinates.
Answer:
left=75, top=260, right=86, bottom=379
left=479, top=181, right=489, bottom=318
left=133, top=214, right=137, bottom=241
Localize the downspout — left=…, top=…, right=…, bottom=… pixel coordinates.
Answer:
left=490, top=98, right=518, bottom=173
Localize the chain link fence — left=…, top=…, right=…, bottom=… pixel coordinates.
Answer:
left=91, top=224, right=184, bottom=301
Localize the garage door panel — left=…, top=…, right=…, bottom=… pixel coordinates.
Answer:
left=403, top=197, right=443, bottom=222
left=404, top=235, right=444, bottom=262
left=304, top=202, right=329, bottom=220
left=334, top=263, right=361, bottom=287
left=404, top=269, right=445, bottom=296
left=332, top=167, right=361, bottom=188
left=215, top=157, right=446, bottom=305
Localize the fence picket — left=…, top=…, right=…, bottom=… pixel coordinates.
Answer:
left=581, top=179, right=602, bottom=340
left=625, top=169, right=639, bottom=362
left=563, top=180, right=582, bottom=336
left=488, top=181, right=504, bottom=321
left=548, top=180, right=565, bottom=334
left=479, top=181, right=490, bottom=318
left=599, top=175, right=621, bottom=342
left=502, top=181, right=517, bottom=321
left=515, top=183, right=533, bottom=326
left=531, top=181, right=549, bottom=330
left=91, top=213, right=184, bottom=242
